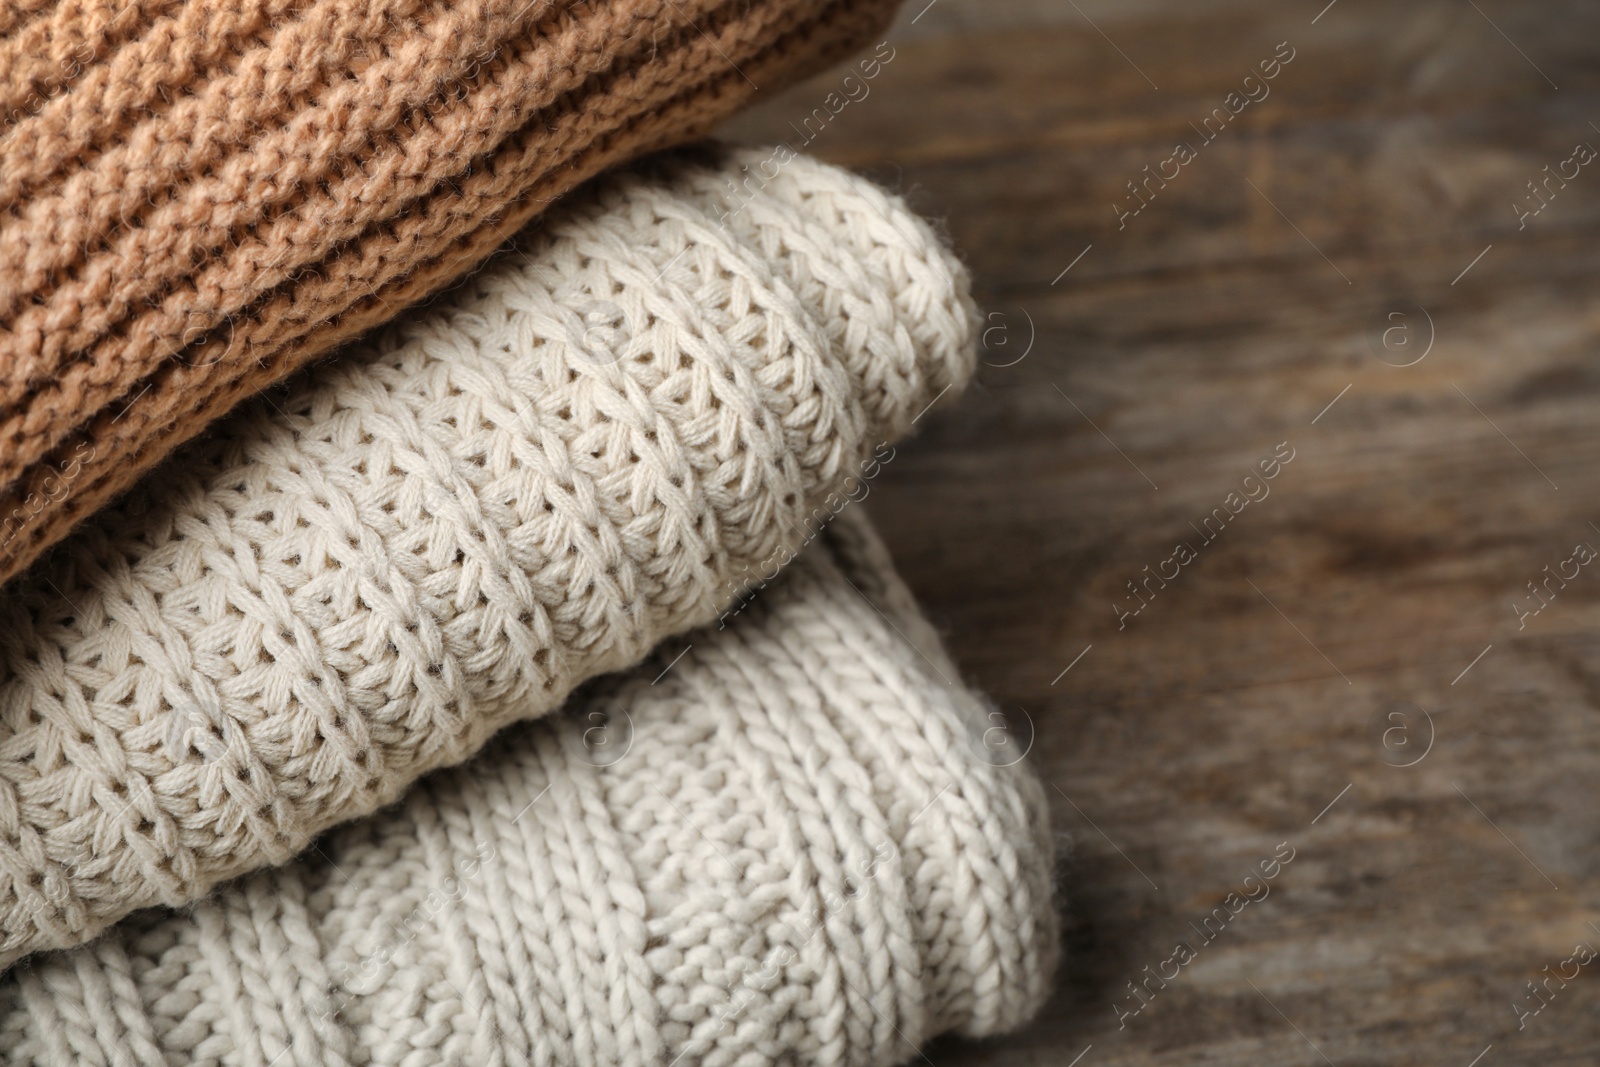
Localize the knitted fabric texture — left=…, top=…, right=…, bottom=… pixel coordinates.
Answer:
left=0, top=508, right=1058, bottom=1067
left=0, top=0, right=904, bottom=588
left=0, top=147, right=977, bottom=968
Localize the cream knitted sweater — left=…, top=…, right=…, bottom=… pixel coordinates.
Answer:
left=0, top=509, right=1058, bottom=1067
left=0, top=147, right=976, bottom=967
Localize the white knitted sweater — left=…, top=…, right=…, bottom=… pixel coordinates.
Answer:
left=0, top=147, right=976, bottom=967
left=0, top=510, right=1058, bottom=1067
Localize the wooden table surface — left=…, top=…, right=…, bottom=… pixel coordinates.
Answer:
left=722, top=2, right=1600, bottom=1064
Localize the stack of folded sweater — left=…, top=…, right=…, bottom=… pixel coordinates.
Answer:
left=0, top=6, right=1059, bottom=1062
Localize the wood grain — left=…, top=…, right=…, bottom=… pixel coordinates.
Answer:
left=723, top=2, right=1600, bottom=1064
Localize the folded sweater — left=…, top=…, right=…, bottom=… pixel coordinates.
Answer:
left=0, top=146, right=976, bottom=967
left=0, top=508, right=1059, bottom=1067
left=0, top=0, right=903, bottom=587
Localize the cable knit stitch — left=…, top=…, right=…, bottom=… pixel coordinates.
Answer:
left=0, top=508, right=1059, bottom=1067
left=0, top=0, right=905, bottom=587
left=0, top=147, right=977, bottom=969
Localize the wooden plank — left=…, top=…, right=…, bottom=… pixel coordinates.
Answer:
left=725, top=1, right=1600, bottom=1064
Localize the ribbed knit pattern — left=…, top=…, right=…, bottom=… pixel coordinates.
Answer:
left=0, top=0, right=903, bottom=587
left=0, top=508, right=1059, bottom=1067
left=0, top=147, right=977, bottom=968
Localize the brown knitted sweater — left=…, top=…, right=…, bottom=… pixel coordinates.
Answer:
left=0, top=0, right=899, bottom=587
